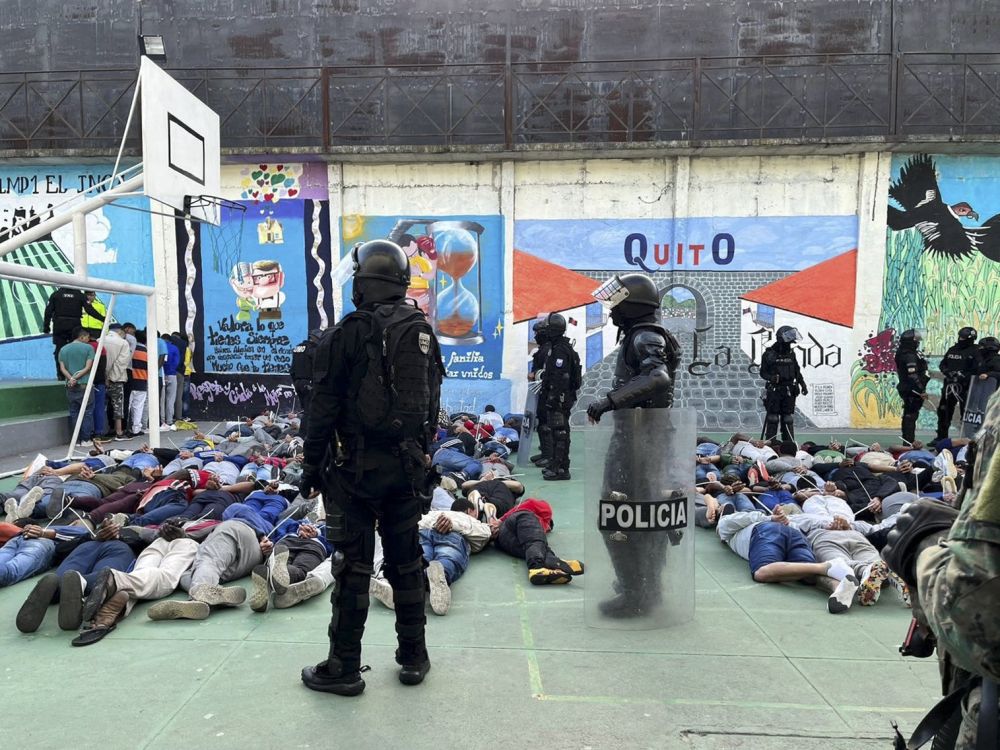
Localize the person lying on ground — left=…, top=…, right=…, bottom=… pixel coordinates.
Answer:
left=249, top=518, right=332, bottom=613
left=72, top=520, right=199, bottom=646
left=716, top=505, right=856, bottom=614
left=220, top=484, right=289, bottom=536
left=1, top=521, right=90, bottom=588
left=146, top=519, right=264, bottom=621
left=492, top=499, right=584, bottom=585
left=15, top=519, right=137, bottom=633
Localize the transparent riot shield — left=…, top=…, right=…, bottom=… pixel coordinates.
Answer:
left=962, top=376, right=998, bottom=437
left=516, top=382, right=541, bottom=468
left=584, top=407, right=696, bottom=630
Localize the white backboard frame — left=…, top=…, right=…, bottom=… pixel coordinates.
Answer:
left=140, top=57, right=221, bottom=224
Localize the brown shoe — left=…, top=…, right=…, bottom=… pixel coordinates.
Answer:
left=72, top=591, right=129, bottom=647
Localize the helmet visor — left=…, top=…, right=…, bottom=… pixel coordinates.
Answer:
left=779, top=327, right=802, bottom=343
left=592, top=275, right=630, bottom=309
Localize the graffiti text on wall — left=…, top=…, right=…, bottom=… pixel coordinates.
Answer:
left=624, top=232, right=736, bottom=271
left=745, top=327, right=843, bottom=372
left=205, top=315, right=292, bottom=374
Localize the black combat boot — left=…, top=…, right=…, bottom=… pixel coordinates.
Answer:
left=301, top=660, right=369, bottom=696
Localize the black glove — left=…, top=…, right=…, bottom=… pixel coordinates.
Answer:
left=299, top=463, right=322, bottom=498
left=800, top=384, right=809, bottom=396
left=586, top=397, right=612, bottom=423
left=882, top=499, right=959, bottom=587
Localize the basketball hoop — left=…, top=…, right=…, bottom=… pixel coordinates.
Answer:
left=193, top=196, right=247, bottom=274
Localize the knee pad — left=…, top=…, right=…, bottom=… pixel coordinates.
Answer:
left=765, top=413, right=780, bottom=426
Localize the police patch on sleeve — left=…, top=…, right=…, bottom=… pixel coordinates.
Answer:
left=555, top=358, right=564, bottom=367
left=418, top=332, right=431, bottom=354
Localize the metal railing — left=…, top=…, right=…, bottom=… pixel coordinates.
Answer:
left=2, top=52, right=999, bottom=152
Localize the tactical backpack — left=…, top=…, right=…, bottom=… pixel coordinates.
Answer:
left=353, top=299, right=444, bottom=441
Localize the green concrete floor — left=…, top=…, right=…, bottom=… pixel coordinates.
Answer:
left=0, top=436, right=940, bottom=750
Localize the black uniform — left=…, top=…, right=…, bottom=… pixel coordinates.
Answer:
left=937, top=339, right=980, bottom=440
left=588, top=297, right=681, bottom=618
left=300, top=239, right=443, bottom=697
left=290, top=332, right=320, bottom=434
left=895, top=339, right=930, bottom=444
left=759, top=342, right=806, bottom=441
left=43, top=287, right=92, bottom=379
left=539, top=334, right=581, bottom=479
left=977, top=348, right=1000, bottom=382
left=530, top=330, right=553, bottom=466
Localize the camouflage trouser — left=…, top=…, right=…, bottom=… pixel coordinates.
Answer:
left=107, top=381, right=125, bottom=420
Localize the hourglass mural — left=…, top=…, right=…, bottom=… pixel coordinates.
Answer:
left=341, top=214, right=506, bottom=382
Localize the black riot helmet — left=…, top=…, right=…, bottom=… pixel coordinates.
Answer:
left=900, top=329, right=923, bottom=347
left=308, top=328, right=324, bottom=345
left=777, top=326, right=801, bottom=344
left=958, top=326, right=978, bottom=343
left=351, top=240, right=410, bottom=305
left=593, top=274, right=660, bottom=327
left=545, top=312, right=567, bottom=337
left=532, top=317, right=549, bottom=344
left=981, top=336, right=1000, bottom=353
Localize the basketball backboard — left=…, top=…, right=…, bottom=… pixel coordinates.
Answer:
left=140, top=57, right=221, bottom=224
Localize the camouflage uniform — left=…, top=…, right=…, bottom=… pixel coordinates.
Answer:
left=914, top=393, right=1000, bottom=747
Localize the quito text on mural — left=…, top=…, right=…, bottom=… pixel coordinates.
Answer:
left=624, top=232, right=736, bottom=271
left=206, top=315, right=291, bottom=374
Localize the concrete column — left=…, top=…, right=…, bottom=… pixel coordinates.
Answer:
left=499, top=159, right=523, bottom=409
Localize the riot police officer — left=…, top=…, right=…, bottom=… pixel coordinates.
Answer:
left=290, top=329, right=323, bottom=434
left=538, top=312, right=581, bottom=481
left=586, top=273, right=682, bottom=618
left=937, top=327, right=980, bottom=441
left=976, top=336, right=1000, bottom=383
left=895, top=329, right=930, bottom=444
left=530, top=317, right=554, bottom=467
left=300, top=240, right=444, bottom=696
left=759, top=326, right=807, bottom=441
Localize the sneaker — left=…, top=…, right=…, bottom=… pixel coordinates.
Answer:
left=274, top=576, right=326, bottom=609
left=77, top=439, right=93, bottom=448
left=190, top=583, right=246, bottom=608
left=249, top=565, right=270, bottom=613
left=4, top=497, right=19, bottom=524
left=369, top=577, right=395, bottom=610
left=16, top=572, right=60, bottom=634
left=148, top=599, right=211, bottom=621
left=562, top=560, right=585, bottom=576
left=159, top=424, right=172, bottom=431
left=301, top=661, right=369, bottom=696
left=426, top=560, right=451, bottom=616
left=528, top=567, right=572, bottom=585
left=827, top=574, right=859, bottom=614
left=269, top=547, right=291, bottom=594
left=541, top=469, right=571, bottom=481
left=108, top=512, right=130, bottom=528
left=16, top=486, right=45, bottom=520
left=859, top=560, right=890, bottom=606
left=113, top=434, right=128, bottom=442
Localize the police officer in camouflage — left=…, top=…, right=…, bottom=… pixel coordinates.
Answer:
left=530, top=317, right=554, bottom=467
left=884, top=393, right=1000, bottom=749
left=937, top=327, right=980, bottom=441
left=538, top=312, right=581, bottom=481
left=586, top=273, right=682, bottom=617
left=759, top=325, right=808, bottom=441
left=895, top=329, right=931, bottom=444
left=290, top=329, right=323, bottom=434
left=300, top=240, right=444, bottom=696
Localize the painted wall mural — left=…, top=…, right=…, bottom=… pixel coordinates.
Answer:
left=341, top=214, right=510, bottom=413
left=515, top=216, right=859, bottom=429
left=852, top=154, right=1000, bottom=428
left=176, top=163, right=332, bottom=418
left=0, top=165, right=153, bottom=379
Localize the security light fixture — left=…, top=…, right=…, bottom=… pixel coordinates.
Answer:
left=138, top=35, right=166, bottom=62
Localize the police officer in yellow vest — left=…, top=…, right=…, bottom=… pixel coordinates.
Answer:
left=80, top=291, right=107, bottom=337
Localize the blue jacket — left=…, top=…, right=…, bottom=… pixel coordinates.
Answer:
left=271, top=518, right=333, bottom=555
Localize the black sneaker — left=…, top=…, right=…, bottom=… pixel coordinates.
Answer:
left=16, top=572, right=60, bottom=633
left=542, top=469, right=571, bottom=481
left=398, top=659, right=431, bottom=686
left=300, top=662, right=369, bottom=696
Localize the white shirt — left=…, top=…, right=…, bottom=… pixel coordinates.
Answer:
left=478, top=411, right=505, bottom=430
left=419, top=510, right=493, bottom=553
left=801, top=494, right=854, bottom=521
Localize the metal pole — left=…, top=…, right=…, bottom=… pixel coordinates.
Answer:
left=0, top=262, right=155, bottom=295
left=0, top=174, right=144, bottom=259
left=111, top=74, right=142, bottom=184
left=146, top=293, right=160, bottom=449
left=72, top=211, right=88, bottom=278
left=65, top=293, right=116, bottom=459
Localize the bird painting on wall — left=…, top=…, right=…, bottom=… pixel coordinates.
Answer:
left=887, top=153, right=1000, bottom=262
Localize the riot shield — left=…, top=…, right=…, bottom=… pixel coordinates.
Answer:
left=516, top=382, right=541, bottom=467
left=584, top=407, right=696, bottom=630
left=962, top=376, right=998, bottom=437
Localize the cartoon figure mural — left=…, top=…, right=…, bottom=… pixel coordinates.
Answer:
left=230, top=260, right=286, bottom=321
left=851, top=154, right=1000, bottom=428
